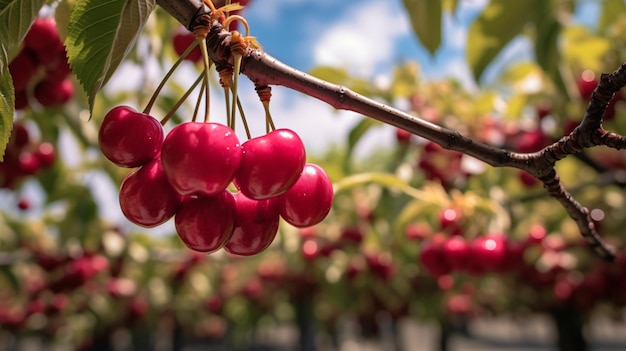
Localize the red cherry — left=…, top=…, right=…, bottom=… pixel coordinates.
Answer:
left=33, top=78, right=74, bottom=106
left=34, top=142, right=55, bottom=168
left=172, top=30, right=202, bottom=62
left=224, top=192, right=280, bottom=256
left=98, top=106, right=164, bottom=168
left=234, top=128, right=306, bottom=199
left=24, top=18, right=62, bottom=52
left=162, top=122, right=242, bottom=196
left=469, top=234, right=507, bottom=273
left=514, top=129, right=551, bottom=153
left=175, top=190, right=236, bottom=253
left=119, top=158, right=183, bottom=227
left=419, top=234, right=451, bottom=277
left=395, top=128, right=412, bottom=145
left=277, top=163, right=333, bottom=228
left=442, top=236, right=471, bottom=272
left=577, top=71, right=597, bottom=101
left=438, top=207, right=463, bottom=235
left=8, top=50, right=37, bottom=91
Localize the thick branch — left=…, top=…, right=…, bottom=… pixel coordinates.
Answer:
left=156, top=0, right=623, bottom=260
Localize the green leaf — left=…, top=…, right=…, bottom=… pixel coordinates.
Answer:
left=533, top=3, right=565, bottom=93
left=402, top=0, right=442, bottom=55
left=599, top=0, right=626, bottom=33
left=0, top=0, right=47, bottom=161
left=466, top=0, right=537, bottom=82
left=66, top=0, right=156, bottom=114
left=343, top=118, right=381, bottom=173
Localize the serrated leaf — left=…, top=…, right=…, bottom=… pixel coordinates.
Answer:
left=466, top=0, right=536, bottom=82
left=0, top=0, right=47, bottom=161
left=533, top=5, right=565, bottom=93
left=402, top=0, right=442, bottom=55
left=66, top=0, right=156, bottom=114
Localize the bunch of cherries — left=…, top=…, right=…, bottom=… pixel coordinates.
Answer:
left=98, top=106, right=334, bottom=256
left=9, top=17, right=74, bottom=110
left=0, top=123, right=55, bottom=190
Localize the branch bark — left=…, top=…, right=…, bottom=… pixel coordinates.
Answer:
left=156, top=0, right=624, bottom=260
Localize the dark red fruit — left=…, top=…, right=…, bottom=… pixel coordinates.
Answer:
left=34, top=142, right=55, bottom=168
left=8, top=50, right=37, bottom=91
left=277, top=163, right=333, bottom=228
left=161, top=122, right=242, bottom=196
left=442, top=236, right=471, bottom=272
left=224, top=192, right=280, bottom=256
left=468, top=234, right=507, bottom=274
left=172, top=30, right=202, bottom=62
left=234, top=128, right=306, bottom=199
left=419, top=234, right=451, bottom=277
left=24, top=18, right=61, bottom=52
left=577, top=71, right=597, bottom=101
left=33, top=78, right=74, bottom=107
left=175, top=190, right=236, bottom=253
left=119, top=158, right=183, bottom=227
left=98, top=106, right=164, bottom=168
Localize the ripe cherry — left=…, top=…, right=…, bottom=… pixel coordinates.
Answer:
left=234, top=128, right=306, bottom=199
left=34, top=79, right=74, bottom=107
left=277, top=163, right=333, bottom=228
left=419, top=234, right=451, bottom=277
left=161, top=122, right=242, bottom=196
left=119, top=158, right=183, bottom=227
left=224, top=192, right=280, bottom=256
left=468, top=233, right=507, bottom=274
left=24, top=18, right=61, bottom=52
left=98, top=106, right=164, bottom=168
left=442, top=236, right=471, bottom=272
left=175, top=190, right=236, bottom=253
left=8, top=50, right=37, bottom=91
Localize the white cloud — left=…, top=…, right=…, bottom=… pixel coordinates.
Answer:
left=313, top=1, right=410, bottom=77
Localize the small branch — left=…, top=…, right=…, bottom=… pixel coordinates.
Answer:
left=156, top=0, right=625, bottom=260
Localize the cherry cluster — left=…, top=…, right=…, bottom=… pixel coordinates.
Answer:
left=0, top=123, right=55, bottom=189
left=98, top=106, right=334, bottom=256
left=9, top=18, right=74, bottom=110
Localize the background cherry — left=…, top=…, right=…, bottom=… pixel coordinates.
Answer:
left=98, top=106, right=164, bottom=168
left=277, top=163, right=333, bottom=228
left=224, top=192, right=280, bottom=256
left=175, top=190, right=236, bottom=253
left=234, top=128, right=306, bottom=200
left=161, top=122, right=242, bottom=196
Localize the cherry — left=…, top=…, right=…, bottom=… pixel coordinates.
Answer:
left=438, top=207, right=463, bottom=235
left=24, top=18, right=61, bottom=52
left=34, top=142, right=56, bottom=168
left=234, top=128, right=306, bottom=199
left=576, top=71, right=597, bottom=101
left=419, top=234, right=451, bottom=277
left=98, top=106, right=164, bottom=168
left=119, top=158, right=183, bottom=227
left=441, top=235, right=471, bottom=272
left=174, top=190, right=236, bottom=253
left=8, top=50, right=37, bottom=91
left=395, top=128, right=413, bottom=145
left=161, top=122, right=242, bottom=196
left=34, top=78, right=74, bottom=107
left=468, top=233, right=507, bottom=274
left=172, top=29, right=202, bottom=62
left=514, top=128, right=551, bottom=153
left=277, top=163, right=333, bottom=228
left=224, top=192, right=280, bottom=256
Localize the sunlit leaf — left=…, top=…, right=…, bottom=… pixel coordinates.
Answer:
left=562, top=26, right=611, bottom=72
left=402, top=0, right=442, bottom=55
left=533, top=2, right=565, bottom=93
left=598, top=0, right=626, bottom=33
left=66, top=0, right=156, bottom=114
left=344, top=118, right=381, bottom=172
left=466, top=0, right=536, bottom=82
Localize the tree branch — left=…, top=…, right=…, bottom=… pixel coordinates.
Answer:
left=156, top=0, right=625, bottom=261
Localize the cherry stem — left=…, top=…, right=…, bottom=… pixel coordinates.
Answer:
left=230, top=88, right=251, bottom=139
left=193, top=80, right=206, bottom=123
left=198, top=38, right=212, bottom=123
left=224, top=87, right=232, bottom=129
left=160, top=70, right=205, bottom=125
left=144, top=40, right=199, bottom=115
left=231, top=54, right=242, bottom=127
left=263, top=101, right=275, bottom=134
left=222, top=15, right=250, bottom=37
